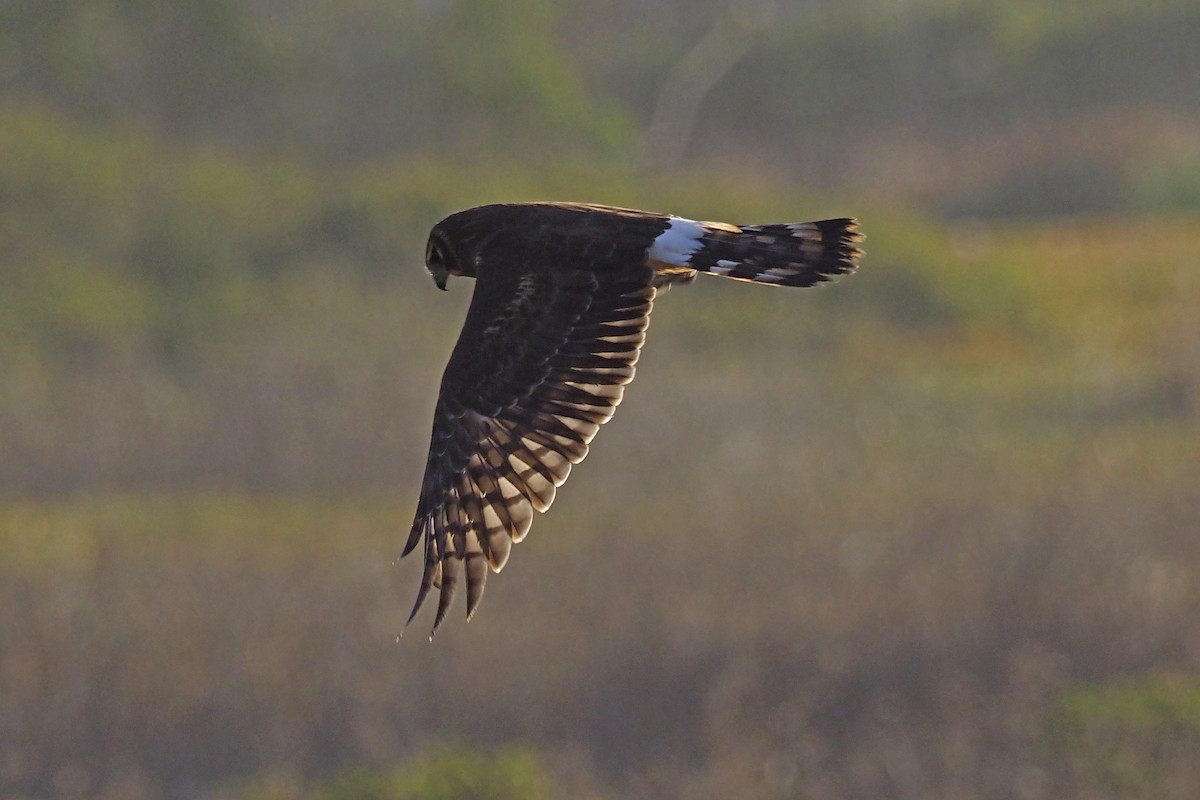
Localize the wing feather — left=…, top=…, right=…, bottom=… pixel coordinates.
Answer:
left=406, top=243, right=656, bottom=635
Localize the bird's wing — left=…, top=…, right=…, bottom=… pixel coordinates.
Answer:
left=404, top=248, right=655, bottom=635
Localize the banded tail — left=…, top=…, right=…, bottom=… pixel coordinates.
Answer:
left=647, top=216, right=863, bottom=288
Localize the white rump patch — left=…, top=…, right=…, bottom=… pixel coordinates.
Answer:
left=647, top=217, right=705, bottom=266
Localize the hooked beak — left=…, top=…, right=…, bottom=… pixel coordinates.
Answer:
left=435, top=277, right=447, bottom=291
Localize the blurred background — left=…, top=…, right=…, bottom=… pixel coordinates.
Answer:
left=2, top=1, right=1200, bottom=798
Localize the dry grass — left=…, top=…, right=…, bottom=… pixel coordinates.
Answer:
left=3, top=213, right=1199, bottom=798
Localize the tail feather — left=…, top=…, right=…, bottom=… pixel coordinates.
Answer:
left=683, top=218, right=863, bottom=288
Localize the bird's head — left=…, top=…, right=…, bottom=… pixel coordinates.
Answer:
left=426, top=207, right=501, bottom=289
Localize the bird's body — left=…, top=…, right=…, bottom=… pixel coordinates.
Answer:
left=406, top=202, right=862, bottom=635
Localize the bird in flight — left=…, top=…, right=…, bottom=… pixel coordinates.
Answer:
left=404, top=202, right=862, bottom=636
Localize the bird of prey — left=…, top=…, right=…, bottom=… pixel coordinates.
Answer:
left=405, top=202, right=862, bottom=635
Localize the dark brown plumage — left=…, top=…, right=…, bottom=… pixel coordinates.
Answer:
left=405, top=202, right=862, bottom=636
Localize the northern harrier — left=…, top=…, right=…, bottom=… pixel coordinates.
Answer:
left=405, top=202, right=862, bottom=635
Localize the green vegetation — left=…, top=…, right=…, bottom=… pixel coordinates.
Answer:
left=2, top=1, right=1199, bottom=798
left=313, top=749, right=548, bottom=800
left=236, top=747, right=550, bottom=800
left=1047, top=675, right=1200, bottom=797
